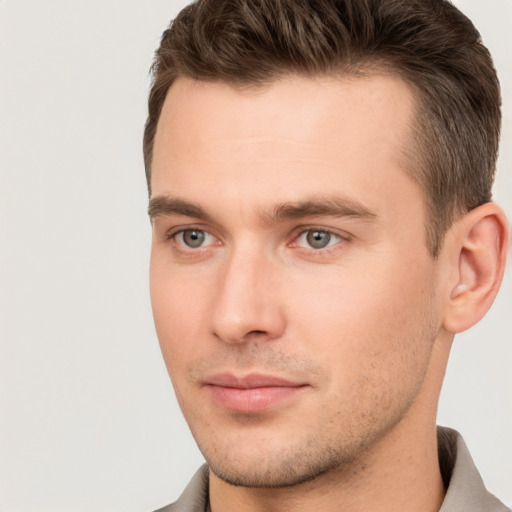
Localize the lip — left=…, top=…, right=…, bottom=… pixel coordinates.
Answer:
left=204, top=373, right=308, bottom=413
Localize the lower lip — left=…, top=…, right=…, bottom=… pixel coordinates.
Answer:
left=207, top=385, right=306, bottom=413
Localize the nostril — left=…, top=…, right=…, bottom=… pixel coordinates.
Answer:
left=238, top=330, right=269, bottom=343
left=248, top=330, right=266, bottom=336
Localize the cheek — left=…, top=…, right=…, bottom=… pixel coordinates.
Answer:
left=150, top=258, right=211, bottom=375
left=285, top=257, right=438, bottom=389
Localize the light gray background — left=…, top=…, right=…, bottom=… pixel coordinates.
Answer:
left=0, top=1, right=510, bottom=511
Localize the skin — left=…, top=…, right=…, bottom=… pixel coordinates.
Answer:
left=149, top=75, right=508, bottom=512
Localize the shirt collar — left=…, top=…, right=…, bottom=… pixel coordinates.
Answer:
left=437, top=426, right=508, bottom=511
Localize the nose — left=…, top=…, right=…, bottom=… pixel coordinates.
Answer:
left=210, top=247, right=286, bottom=344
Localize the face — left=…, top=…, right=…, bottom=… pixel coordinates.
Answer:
left=150, top=75, right=443, bottom=487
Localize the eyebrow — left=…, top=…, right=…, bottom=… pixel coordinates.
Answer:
left=267, top=197, right=377, bottom=224
left=148, top=196, right=213, bottom=222
left=148, top=195, right=377, bottom=224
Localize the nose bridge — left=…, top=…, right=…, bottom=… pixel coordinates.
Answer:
left=210, top=239, right=284, bottom=344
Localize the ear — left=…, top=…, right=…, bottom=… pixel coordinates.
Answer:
left=442, top=202, right=510, bottom=334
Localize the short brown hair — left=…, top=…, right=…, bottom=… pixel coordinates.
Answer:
left=143, top=0, right=501, bottom=256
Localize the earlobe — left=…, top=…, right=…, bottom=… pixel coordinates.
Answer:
left=443, top=203, right=509, bottom=334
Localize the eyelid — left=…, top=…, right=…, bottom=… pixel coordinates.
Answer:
left=164, top=224, right=220, bottom=248
left=160, top=222, right=351, bottom=252
left=289, top=226, right=351, bottom=249
left=164, top=222, right=209, bottom=238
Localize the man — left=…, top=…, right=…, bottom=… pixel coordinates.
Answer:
left=144, top=1, right=510, bottom=511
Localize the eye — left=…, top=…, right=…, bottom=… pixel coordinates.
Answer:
left=175, top=229, right=216, bottom=249
left=295, top=229, right=342, bottom=250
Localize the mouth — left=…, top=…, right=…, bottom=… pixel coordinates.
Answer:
left=204, top=373, right=309, bottom=413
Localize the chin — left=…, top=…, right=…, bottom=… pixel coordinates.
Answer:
left=198, top=433, right=360, bottom=489
left=208, top=457, right=340, bottom=488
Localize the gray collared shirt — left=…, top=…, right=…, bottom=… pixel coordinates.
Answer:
left=154, top=427, right=510, bottom=512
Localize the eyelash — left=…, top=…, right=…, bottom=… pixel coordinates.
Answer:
left=164, top=224, right=218, bottom=249
left=163, top=225, right=350, bottom=253
left=290, top=227, right=348, bottom=252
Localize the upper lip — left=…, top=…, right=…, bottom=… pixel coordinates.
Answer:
left=205, top=373, right=306, bottom=389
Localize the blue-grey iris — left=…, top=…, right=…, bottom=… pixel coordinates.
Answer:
left=183, top=230, right=205, bottom=248
left=307, top=230, right=331, bottom=249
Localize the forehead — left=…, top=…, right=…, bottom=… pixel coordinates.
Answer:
left=151, top=74, right=417, bottom=213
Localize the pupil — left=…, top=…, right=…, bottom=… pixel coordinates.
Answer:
left=307, top=230, right=330, bottom=249
left=184, top=230, right=205, bottom=247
